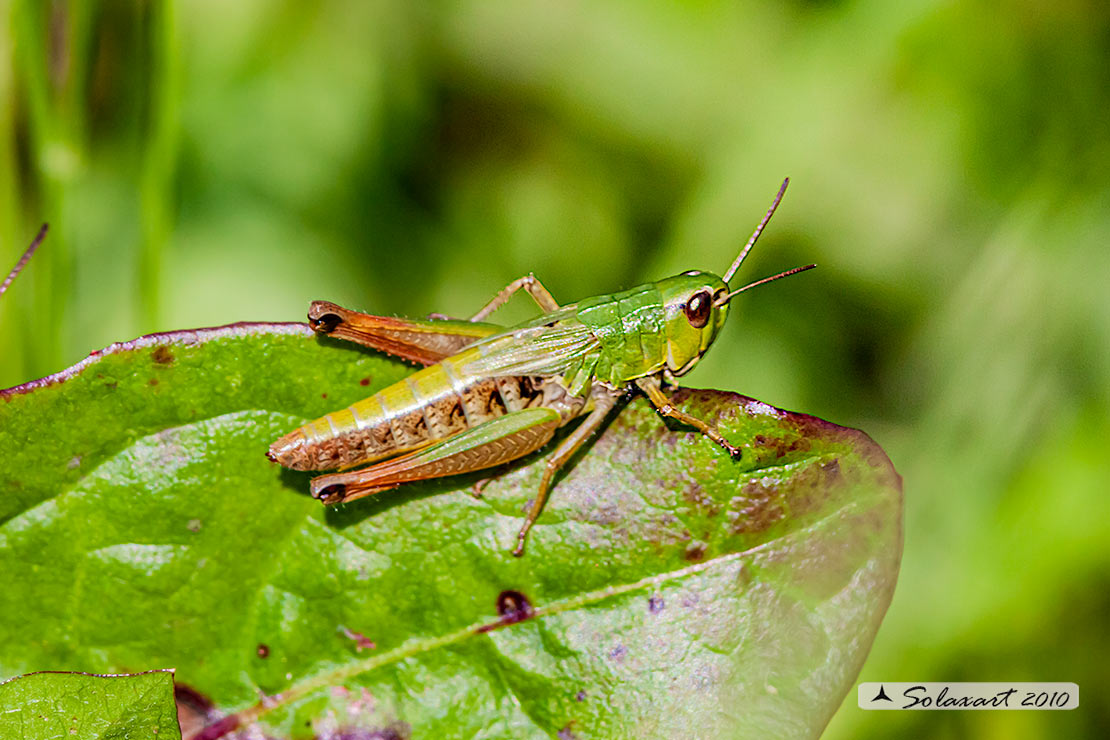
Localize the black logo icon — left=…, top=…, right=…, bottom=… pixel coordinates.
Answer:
left=872, top=685, right=893, bottom=702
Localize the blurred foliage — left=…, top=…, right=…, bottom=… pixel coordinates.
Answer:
left=1, top=0, right=1107, bottom=737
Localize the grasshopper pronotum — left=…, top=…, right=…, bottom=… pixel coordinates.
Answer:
left=268, top=179, right=814, bottom=555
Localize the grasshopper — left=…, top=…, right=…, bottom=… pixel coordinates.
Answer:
left=268, top=179, right=814, bottom=555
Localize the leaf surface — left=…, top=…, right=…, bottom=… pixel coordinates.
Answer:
left=0, top=322, right=902, bottom=739
left=0, top=670, right=180, bottom=739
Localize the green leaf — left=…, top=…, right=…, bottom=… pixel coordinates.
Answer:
left=0, top=670, right=180, bottom=739
left=0, top=323, right=901, bottom=739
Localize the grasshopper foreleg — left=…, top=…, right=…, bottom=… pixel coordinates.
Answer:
left=636, top=377, right=742, bottom=459
left=513, top=388, right=620, bottom=557
left=469, top=273, right=560, bottom=321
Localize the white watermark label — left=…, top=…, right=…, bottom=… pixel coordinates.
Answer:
left=858, top=683, right=1078, bottom=710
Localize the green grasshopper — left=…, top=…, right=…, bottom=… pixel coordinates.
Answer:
left=268, top=179, right=814, bottom=555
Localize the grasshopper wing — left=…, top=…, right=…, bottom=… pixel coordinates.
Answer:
left=459, top=306, right=600, bottom=387
left=309, top=300, right=503, bottom=366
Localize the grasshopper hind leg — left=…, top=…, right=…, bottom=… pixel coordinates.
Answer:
left=469, top=274, right=561, bottom=321
left=511, top=389, right=619, bottom=556
left=309, top=407, right=562, bottom=510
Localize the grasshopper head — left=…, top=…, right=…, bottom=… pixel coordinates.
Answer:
left=661, top=178, right=815, bottom=377
left=657, top=271, right=731, bottom=376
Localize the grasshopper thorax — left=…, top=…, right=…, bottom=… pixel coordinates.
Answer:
left=656, top=270, right=731, bottom=377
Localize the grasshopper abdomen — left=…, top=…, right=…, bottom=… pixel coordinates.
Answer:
left=268, top=349, right=583, bottom=472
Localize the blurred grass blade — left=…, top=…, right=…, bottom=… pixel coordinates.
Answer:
left=0, top=223, right=47, bottom=299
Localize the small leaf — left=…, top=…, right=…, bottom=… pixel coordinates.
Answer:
left=0, top=323, right=901, bottom=739
left=0, top=670, right=180, bottom=739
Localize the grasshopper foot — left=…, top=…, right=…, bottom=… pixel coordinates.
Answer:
left=469, top=477, right=492, bottom=500
left=512, top=517, right=533, bottom=556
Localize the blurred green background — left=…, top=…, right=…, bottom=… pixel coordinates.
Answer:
left=2, top=0, right=1108, bottom=737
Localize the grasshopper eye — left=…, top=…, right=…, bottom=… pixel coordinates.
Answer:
left=683, top=290, right=712, bottom=328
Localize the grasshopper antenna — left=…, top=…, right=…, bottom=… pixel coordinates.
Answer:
left=1, top=224, right=49, bottom=300
left=722, top=177, right=789, bottom=285
left=714, top=263, right=816, bottom=307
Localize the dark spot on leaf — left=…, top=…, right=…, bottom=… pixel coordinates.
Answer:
left=788, top=437, right=810, bottom=454
left=736, top=563, right=754, bottom=589
left=321, top=392, right=328, bottom=399
left=557, top=723, right=580, bottom=740
left=478, top=590, right=534, bottom=632
left=575, top=690, right=587, bottom=702
left=329, top=722, right=411, bottom=740
left=497, top=590, right=532, bottom=619
left=863, top=444, right=889, bottom=470
left=340, top=626, right=377, bottom=651
left=256, top=643, right=269, bottom=658
left=609, top=644, right=627, bottom=660
left=360, top=377, right=371, bottom=386
left=682, top=482, right=720, bottom=517
left=684, top=541, right=707, bottom=561
left=105, top=381, right=117, bottom=391
left=774, top=459, right=848, bottom=523
left=648, top=595, right=665, bottom=613
left=729, top=480, right=786, bottom=535
left=151, top=346, right=174, bottom=366
left=148, top=378, right=159, bottom=386
left=751, top=431, right=812, bottom=460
